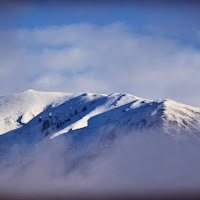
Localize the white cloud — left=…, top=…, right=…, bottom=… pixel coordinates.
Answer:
left=32, top=73, right=110, bottom=94
left=0, top=23, right=200, bottom=106
left=39, top=47, right=99, bottom=70
left=2, top=133, right=200, bottom=195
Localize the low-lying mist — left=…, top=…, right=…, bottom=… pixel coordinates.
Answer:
left=0, top=130, right=200, bottom=197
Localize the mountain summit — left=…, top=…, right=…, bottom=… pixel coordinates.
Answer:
left=0, top=90, right=200, bottom=152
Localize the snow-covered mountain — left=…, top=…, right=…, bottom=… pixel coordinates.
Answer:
left=1, top=89, right=200, bottom=153
left=1, top=89, right=200, bottom=196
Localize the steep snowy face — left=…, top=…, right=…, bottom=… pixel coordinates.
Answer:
left=50, top=93, right=143, bottom=138
left=65, top=98, right=200, bottom=150
left=0, top=91, right=144, bottom=152
left=160, top=100, right=200, bottom=137
left=1, top=90, right=200, bottom=150
left=0, top=91, right=141, bottom=136
left=0, top=90, right=78, bottom=134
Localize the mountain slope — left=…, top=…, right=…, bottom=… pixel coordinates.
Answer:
left=1, top=90, right=200, bottom=195
left=0, top=90, right=80, bottom=134
left=0, top=90, right=200, bottom=153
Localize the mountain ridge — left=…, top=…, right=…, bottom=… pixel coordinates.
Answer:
left=0, top=89, right=200, bottom=154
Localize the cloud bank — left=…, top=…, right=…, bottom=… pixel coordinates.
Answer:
left=1, top=23, right=200, bottom=106
left=1, top=133, right=200, bottom=197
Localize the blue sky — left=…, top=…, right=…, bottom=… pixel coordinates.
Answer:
left=1, top=1, right=200, bottom=106
left=2, top=2, right=200, bottom=38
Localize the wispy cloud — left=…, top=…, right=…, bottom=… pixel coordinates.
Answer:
left=0, top=23, right=200, bottom=106
left=1, top=132, right=200, bottom=196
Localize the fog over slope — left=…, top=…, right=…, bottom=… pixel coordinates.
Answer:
left=0, top=90, right=200, bottom=196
